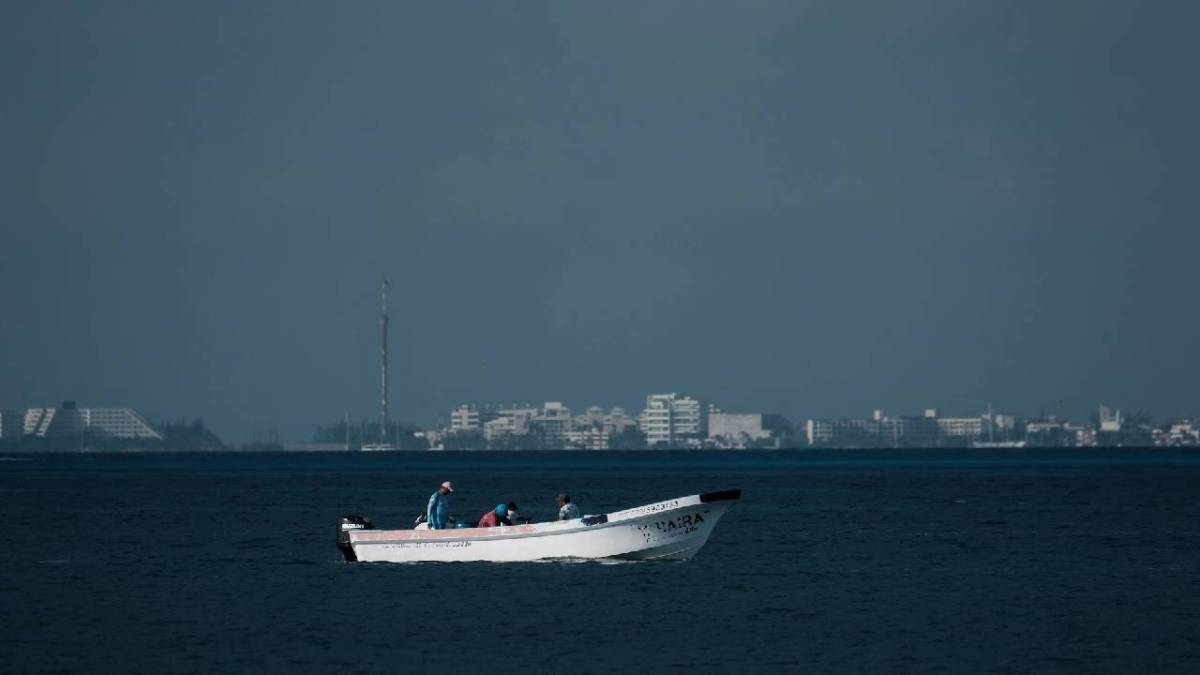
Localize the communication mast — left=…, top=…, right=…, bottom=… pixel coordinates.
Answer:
left=379, top=277, right=390, bottom=441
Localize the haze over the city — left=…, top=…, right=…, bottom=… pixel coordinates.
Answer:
left=2, top=1, right=1197, bottom=441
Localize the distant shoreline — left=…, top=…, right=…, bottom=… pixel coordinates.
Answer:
left=2, top=445, right=1195, bottom=454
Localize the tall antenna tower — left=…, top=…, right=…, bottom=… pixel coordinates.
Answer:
left=379, top=277, right=390, bottom=440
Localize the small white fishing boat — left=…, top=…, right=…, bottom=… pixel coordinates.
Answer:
left=337, top=489, right=741, bottom=563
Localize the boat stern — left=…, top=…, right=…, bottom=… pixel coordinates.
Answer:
left=337, top=514, right=374, bottom=562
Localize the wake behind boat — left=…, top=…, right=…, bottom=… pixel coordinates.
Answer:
left=337, top=489, right=741, bottom=563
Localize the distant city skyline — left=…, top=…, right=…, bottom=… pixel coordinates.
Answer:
left=5, top=394, right=1195, bottom=450
left=2, top=390, right=1192, bottom=445
left=3, top=3, right=1198, bottom=441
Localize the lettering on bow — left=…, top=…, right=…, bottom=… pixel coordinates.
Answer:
left=636, top=511, right=706, bottom=541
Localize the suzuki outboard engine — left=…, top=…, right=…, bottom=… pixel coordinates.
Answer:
left=337, top=514, right=375, bottom=562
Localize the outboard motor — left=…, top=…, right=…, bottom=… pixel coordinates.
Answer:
left=337, top=514, right=375, bottom=562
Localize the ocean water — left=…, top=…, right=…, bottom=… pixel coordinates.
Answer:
left=2, top=450, right=1199, bottom=673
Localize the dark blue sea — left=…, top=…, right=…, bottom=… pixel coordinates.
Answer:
left=2, top=450, right=1199, bottom=673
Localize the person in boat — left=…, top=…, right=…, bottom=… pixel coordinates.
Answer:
left=506, top=501, right=531, bottom=524
left=477, top=503, right=512, bottom=528
left=557, top=493, right=580, bottom=520
left=426, top=481, right=454, bottom=529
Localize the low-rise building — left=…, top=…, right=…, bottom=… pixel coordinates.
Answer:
left=482, top=407, right=537, bottom=442
left=23, top=401, right=161, bottom=440
left=937, top=417, right=985, bottom=438
left=580, top=406, right=606, bottom=429
left=808, top=408, right=1008, bottom=447
left=883, top=415, right=940, bottom=447
left=708, top=410, right=769, bottom=447
left=1025, top=420, right=1064, bottom=434
left=806, top=417, right=883, bottom=446
left=1166, top=423, right=1200, bottom=446
left=603, top=407, right=636, bottom=434
left=1099, top=404, right=1122, bottom=432
left=565, top=428, right=608, bottom=450
left=1024, top=419, right=1074, bottom=447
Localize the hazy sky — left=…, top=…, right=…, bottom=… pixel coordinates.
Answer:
left=2, top=1, right=1197, bottom=441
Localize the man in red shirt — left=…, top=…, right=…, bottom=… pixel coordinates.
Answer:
left=477, top=503, right=512, bottom=528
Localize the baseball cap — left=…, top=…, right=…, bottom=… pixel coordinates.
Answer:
left=441, top=481, right=454, bottom=492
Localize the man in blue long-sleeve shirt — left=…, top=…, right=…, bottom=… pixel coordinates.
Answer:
left=426, top=481, right=454, bottom=529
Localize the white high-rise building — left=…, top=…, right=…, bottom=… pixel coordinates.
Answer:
left=640, top=395, right=673, bottom=445
left=531, top=402, right=571, bottom=441
left=671, top=397, right=703, bottom=436
left=639, top=394, right=705, bottom=446
left=449, top=405, right=480, bottom=433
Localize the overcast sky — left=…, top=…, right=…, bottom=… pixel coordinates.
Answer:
left=2, top=1, right=1197, bottom=441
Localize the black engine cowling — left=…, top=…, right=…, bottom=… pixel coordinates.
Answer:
left=337, top=514, right=375, bottom=562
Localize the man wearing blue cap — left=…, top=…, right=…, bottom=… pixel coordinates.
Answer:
left=477, top=503, right=513, bottom=528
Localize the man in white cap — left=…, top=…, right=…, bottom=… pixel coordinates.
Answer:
left=426, top=481, right=454, bottom=529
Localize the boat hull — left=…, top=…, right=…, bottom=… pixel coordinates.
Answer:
left=346, top=490, right=740, bottom=563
